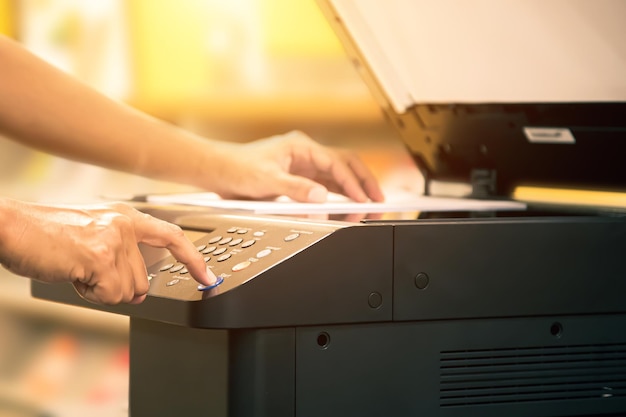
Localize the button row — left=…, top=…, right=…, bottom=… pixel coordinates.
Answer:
left=228, top=227, right=267, bottom=237
left=161, top=245, right=272, bottom=274
left=204, top=236, right=255, bottom=249
left=226, top=227, right=251, bottom=234
left=159, top=263, right=189, bottom=274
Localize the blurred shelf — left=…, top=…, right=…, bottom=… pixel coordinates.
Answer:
left=0, top=382, right=43, bottom=417
left=0, top=272, right=128, bottom=336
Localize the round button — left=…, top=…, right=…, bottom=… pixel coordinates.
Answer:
left=241, top=239, right=256, bottom=248
left=166, top=279, right=180, bottom=287
left=218, top=237, right=233, bottom=245
left=208, top=236, right=222, bottom=244
left=213, top=247, right=227, bottom=256
left=203, top=256, right=211, bottom=262
left=232, top=261, right=251, bottom=272
left=196, top=244, right=207, bottom=252
left=179, top=268, right=189, bottom=274
left=217, top=254, right=232, bottom=262
left=284, top=233, right=300, bottom=242
left=229, top=238, right=243, bottom=246
left=159, top=263, right=175, bottom=272
left=236, top=229, right=248, bottom=234
left=169, top=265, right=184, bottom=273
left=227, top=227, right=238, bottom=233
left=202, top=246, right=216, bottom=254
left=253, top=231, right=265, bottom=237
left=256, top=249, right=272, bottom=258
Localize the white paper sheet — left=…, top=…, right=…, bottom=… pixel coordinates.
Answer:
left=146, top=190, right=526, bottom=215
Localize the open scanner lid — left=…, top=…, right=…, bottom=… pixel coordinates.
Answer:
left=318, top=0, right=626, bottom=198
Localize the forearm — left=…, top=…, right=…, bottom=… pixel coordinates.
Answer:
left=0, top=35, right=228, bottom=190
left=0, top=198, right=22, bottom=270
left=0, top=35, right=384, bottom=203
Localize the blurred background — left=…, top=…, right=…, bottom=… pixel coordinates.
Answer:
left=0, top=1, right=419, bottom=416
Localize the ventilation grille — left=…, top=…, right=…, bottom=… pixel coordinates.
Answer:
left=440, top=344, right=626, bottom=407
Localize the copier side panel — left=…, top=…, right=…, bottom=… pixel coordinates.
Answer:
left=393, top=217, right=626, bottom=321
left=295, top=315, right=626, bottom=417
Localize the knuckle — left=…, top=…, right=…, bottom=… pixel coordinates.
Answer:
left=109, top=201, right=134, bottom=214
left=105, top=294, right=124, bottom=305
left=88, top=243, right=116, bottom=263
left=285, top=130, right=311, bottom=145
left=108, top=212, right=133, bottom=229
left=98, top=283, right=124, bottom=305
left=135, top=278, right=150, bottom=296
left=168, top=222, right=184, bottom=233
left=165, top=222, right=185, bottom=238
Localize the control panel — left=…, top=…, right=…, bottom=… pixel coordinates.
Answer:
left=144, top=213, right=346, bottom=302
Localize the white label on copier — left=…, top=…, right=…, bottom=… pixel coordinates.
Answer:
left=523, top=127, right=576, bottom=144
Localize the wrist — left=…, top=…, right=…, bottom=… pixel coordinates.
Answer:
left=188, top=137, right=239, bottom=195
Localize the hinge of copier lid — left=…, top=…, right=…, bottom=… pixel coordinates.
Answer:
left=470, top=169, right=497, bottom=198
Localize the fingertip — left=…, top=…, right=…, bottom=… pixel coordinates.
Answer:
left=368, top=185, right=386, bottom=202
left=355, top=175, right=385, bottom=203
left=306, top=185, right=328, bottom=203
left=190, top=264, right=217, bottom=286
left=350, top=189, right=369, bottom=203
left=205, top=266, right=218, bottom=285
left=353, top=178, right=384, bottom=203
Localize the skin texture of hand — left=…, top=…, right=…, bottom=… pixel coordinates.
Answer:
left=210, top=131, right=385, bottom=203
left=0, top=199, right=215, bottom=305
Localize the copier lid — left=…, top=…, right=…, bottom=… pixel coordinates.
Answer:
left=321, top=0, right=626, bottom=197
left=328, top=0, right=626, bottom=113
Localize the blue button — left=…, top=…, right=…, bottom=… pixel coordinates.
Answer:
left=197, top=275, right=225, bottom=291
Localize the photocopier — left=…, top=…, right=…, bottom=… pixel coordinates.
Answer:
left=32, top=1, right=626, bottom=416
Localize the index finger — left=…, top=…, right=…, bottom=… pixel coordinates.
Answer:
left=132, top=214, right=215, bottom=286
left=306, top=147, right=382, bottom=203
left=342, top=152, right=385, bottom=202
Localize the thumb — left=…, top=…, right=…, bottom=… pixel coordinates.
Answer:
left=273, top=173, right=328, bottom=203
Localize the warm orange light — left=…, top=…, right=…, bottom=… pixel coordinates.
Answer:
left=514, top=186, right=626, bottom=210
